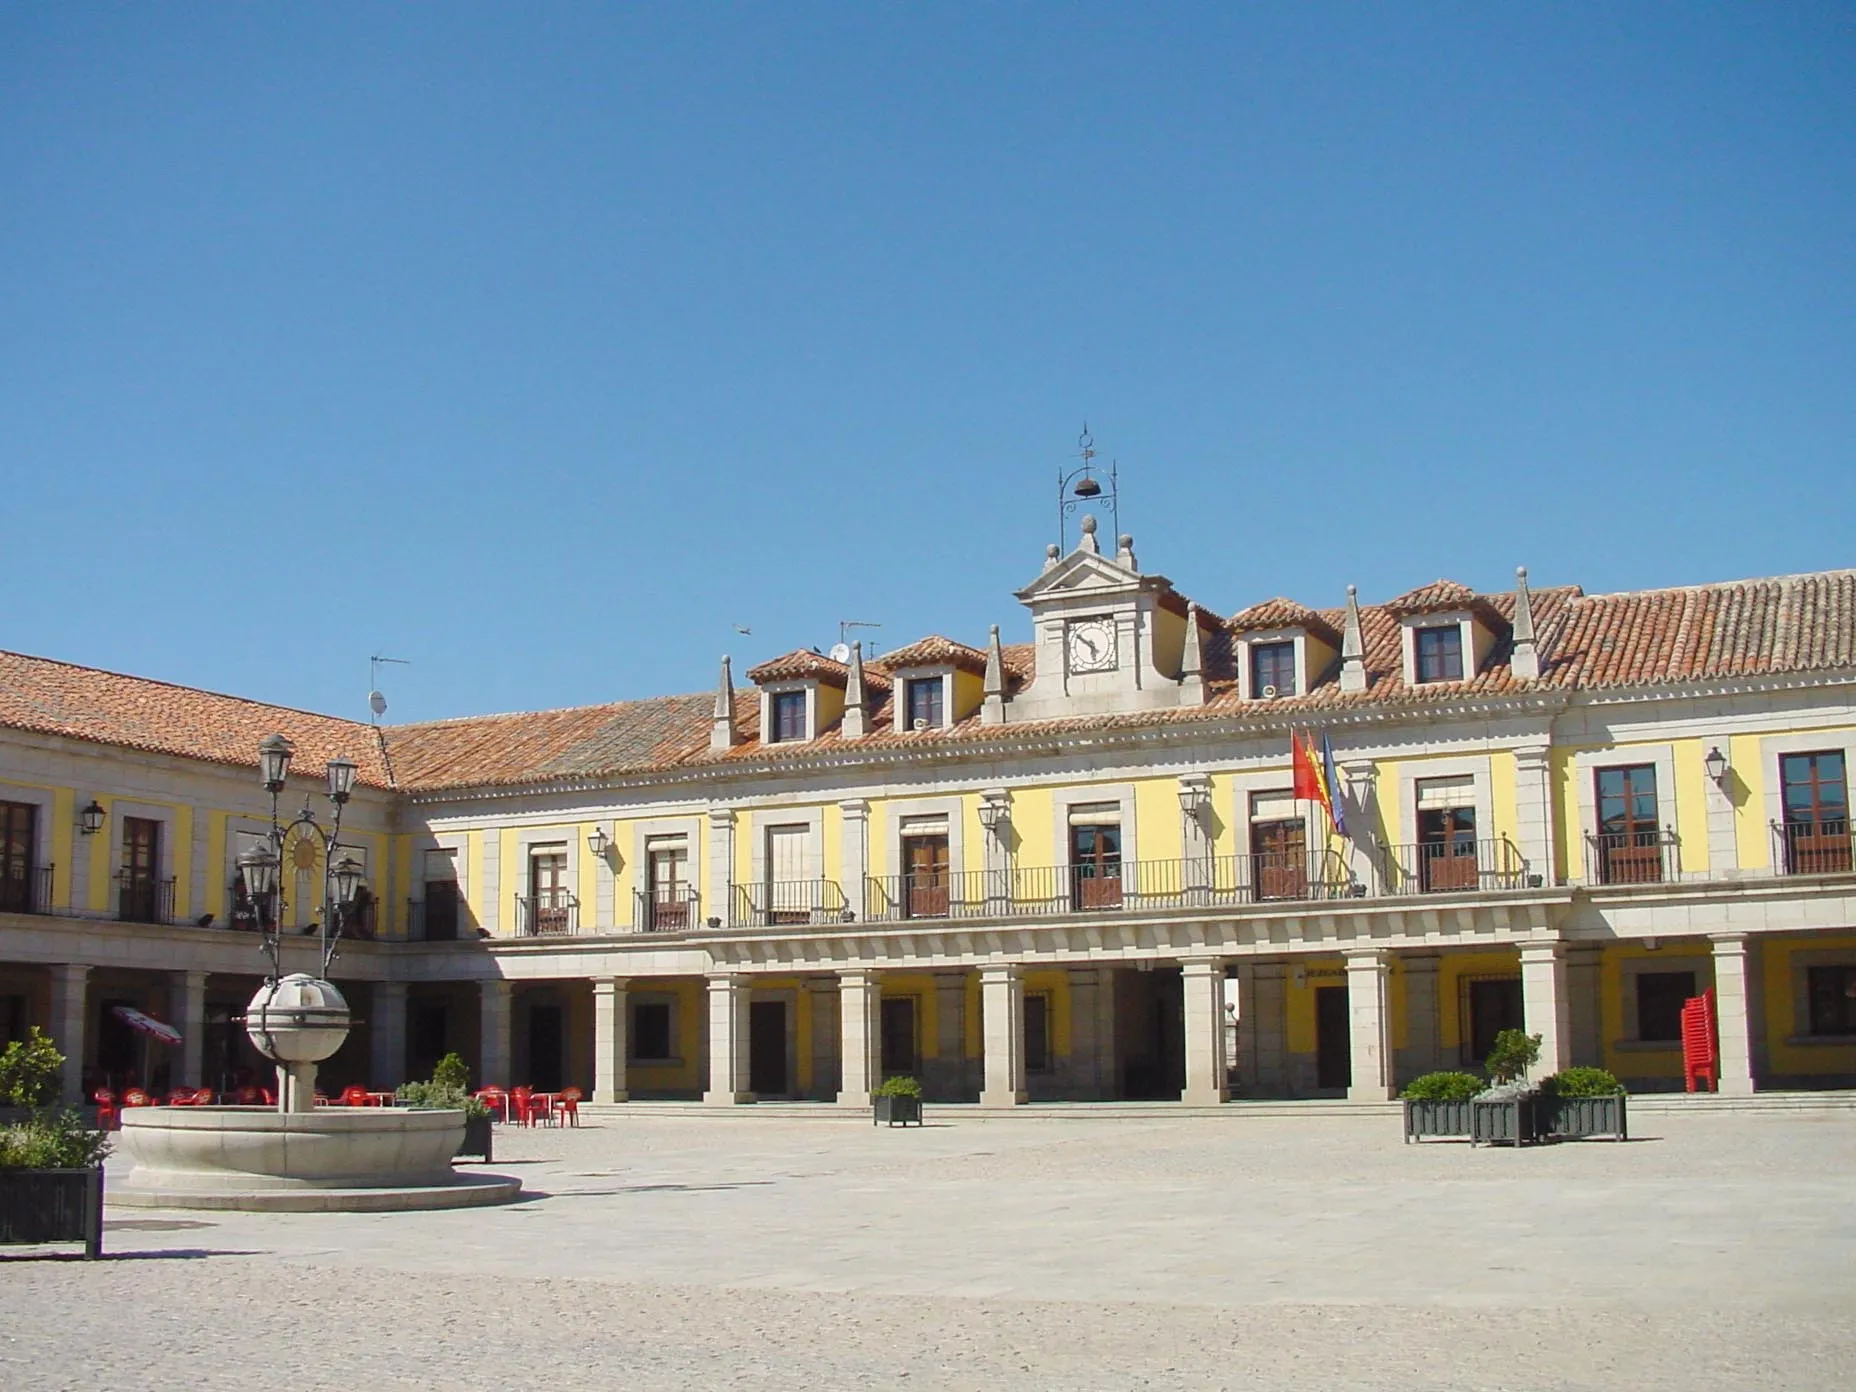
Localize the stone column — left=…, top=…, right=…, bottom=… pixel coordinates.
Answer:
left=933, top=970, right=970, bottom=1100
left=1245, top=962, right=1289, bottom=1097
left=703, top=973, right=753, bottom=1104
left=1180, top=956, right=1229, bottom=1106
left=980, top=790, right=1011, bottom=915
left=1702, top=736, right=1739, bottom=877
left=479, top=979, right=513, bottom=1088
left=479, top=829, right=501, bottom=935
left=1178, top=774, right=1213, bottom=901
left=1565, top=947, right=1603, bottom=1068
left=706, top=808, right=736, bottom=928
left=593, top=977, right=629, bottom=1103
left=1711, top=933, right=1760, bottom=1096
left=806, top=977, right=840, bottom=1100
left=1343, top=950, right=1392, bottom=1102
left=1513, top=744, right=1555, bottom=886
left=838, top=799, right=869, bottom=923
left=1395, top=952, right=1441, bottom=1088
left=979, top=964, right=1027, bottom=1107
left=170, top=970, right=208, bottom=1090
left=371, top=981, right=408, bottom=1089
left=48, top=964, right=89, bottom=1102
left=1065, top=968, right=1104, bottom=1100
left=836, top=969, right=880, bottom=1107
left=1520, top=937, right=1572, bottom=1076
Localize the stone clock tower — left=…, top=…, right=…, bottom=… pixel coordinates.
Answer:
left=1006, top=515, right=1210, bottom=722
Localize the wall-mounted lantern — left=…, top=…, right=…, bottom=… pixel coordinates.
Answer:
left=78, top=800, right=106, bottom=836
left=1703, top=746, right=1729, bottom=785
left=586, top=826, right=611, bottom=860
left=1177, top=775, right=1211, bottom=821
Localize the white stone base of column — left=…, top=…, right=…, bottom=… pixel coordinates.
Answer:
left=979, top=965, right=1028, bottom=1107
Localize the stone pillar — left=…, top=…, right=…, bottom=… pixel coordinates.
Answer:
left=170, top=970, right=208, bottom=1090
left=1512, top=744, right=1555, bottom=886
left=838, top=799, right=869, bottom=923
left=371, top=981, right=408, bottom=1089
left=1181, top=956, right=1228, bottom=1106
left=593, top=977, right=629, bottom=1103
left=836, top=969, right=880, bottom=1107
left=1245, top=962, right=1289, bottom=1097
left=933, top=970, right=970, bottom=1100
left=1178, top=774, right=1213, bottom=901
left=1343, top=950, right=1391, bottom=1102
left=1396, top=952, right=1441, bottom=1087
left=979, top=964, right=1027, bottom=1107
left=479, top=979, right=513, bottom=1088
left=1565, top=947, right=1603, bottom=1067
left=980, top=790, right=1011, bottom=915
left=1711, top=933, right=1760, bottom=1096
left=479, top=829, right=501, bottom=936
left=1702, top=735, right=1740, bottom=877
left=706, top=808, right=736, bottom=928
left=48, top=964, right=89, bottom=1102
left=1520, top=937, right=1572, bottom=1076
left=1065, top=968, right=1106, bottom=1100
left=806, top=977, right=840, bottom=1100
left=703, top=973, right=752, bottom=1104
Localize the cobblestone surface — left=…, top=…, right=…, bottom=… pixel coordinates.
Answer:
left=2, top=1107, right=1851, bottom=1390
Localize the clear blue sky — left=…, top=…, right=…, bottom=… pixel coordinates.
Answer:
left=3, top=5, right=1852, bottom=723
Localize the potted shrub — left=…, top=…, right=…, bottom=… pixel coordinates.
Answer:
left=397, top=1053, right=494, bottom=1162
left=1471, top=1030, right=1543, bottom=1146
left=0, top=1032, right=109, bottom=1259
left=873, top=1074, right=923, bottom=1127
left=1400, top=1071, right=1483, bottom=1142
left=1539, top=1067, right=1628, bottom=1141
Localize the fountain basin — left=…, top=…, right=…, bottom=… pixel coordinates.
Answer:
left=113, top=1107, right=520, bottom=1212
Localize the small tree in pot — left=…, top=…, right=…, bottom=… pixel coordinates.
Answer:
left=1472, top=1030, right=1544, bottom=1146
left=0, top=1030, right=109, bottom=1258
left=873, top=1075, right=923, bottom=1127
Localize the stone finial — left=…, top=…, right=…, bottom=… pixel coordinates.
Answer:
left=710, top=655, right=738, bottom=751
left=1079, top=514, right=1101, bottom=555
left=1180, top=603, right=1205, bottom=705
left=1044, top=542, right=1061, bottom=570
left=1116, top=533, right=1137, bottom=571
left=1510, top=566, right=1540, bottom=681
left=842, top=642, right=868, bottom=738
left=1339, top=585, right=1368, bottom=694
left=982, top=624, right=1007, bottom=725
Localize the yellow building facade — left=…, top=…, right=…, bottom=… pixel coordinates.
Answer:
left=3, top=531, right=1854, bottom=1106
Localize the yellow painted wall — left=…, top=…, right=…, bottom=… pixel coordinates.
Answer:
left=86, top=794, right=115, bottom=912
left=1009, top=784, right=1055, bottom=871
left=1764, top=933, right=1856, bottom=1080
left=1731, top=732, right=1769, bottom=870
left=1134, top=777, right=1182, bottom=864
left=203, top=812, right=228, bottom=919
left=49, top=786, right=73, bottom=910
left=952, top=668, right=984, bottom=723
left=1597, top=943, right=1689, bottom=1083
left=1671, top=742, right=1711, bottom=873
left=627, top=977, right=706, bottom=1093
left=882, top=973, right=941, bottom=1058
left=1437, top=951, right=1521, bottom=1053
left=1284, top=960, right=1346, bottom=1054
left=1487, top=750, right=1517, bottom=850
left=1024, top=967, right=1073, bottom=1059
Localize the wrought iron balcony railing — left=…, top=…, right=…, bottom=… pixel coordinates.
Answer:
left=407, top=897, right=463, bottom=942
left=732, top=878, right=849, bottom=928
left=1376, top=838, right=1529, bottom=895
left=516, top=890, right=580, bottom=937
left=634, top=886, right=701, bottom=933
left=1772, top=818, right=1854, bottom=876
left=115, top=871, right=175, bottom=924
left=0, top=864, right=54, bottom=916
left=1587, top=829, right=1679, bottom=886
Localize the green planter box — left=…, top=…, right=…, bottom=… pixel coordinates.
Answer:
left=873, top=1095, right=923, bottom=1127
left=456, top=1114, right=493, bottom=1162
left=1470, top=1094, right=1542, bottom=1147
left=0, top=1167, right=103, bottom=1258
left=1543, top=1093, right=1628, bottom=1142
left=1403, top=1098, right=1475, bottom=1142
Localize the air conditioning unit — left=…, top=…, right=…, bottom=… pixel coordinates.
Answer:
left=1261, top=684, right=1279, bottom=699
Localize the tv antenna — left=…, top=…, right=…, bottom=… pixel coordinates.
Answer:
left=368, top=654, right=411, bottom=724
left=838, top=620, right=881, bottom=662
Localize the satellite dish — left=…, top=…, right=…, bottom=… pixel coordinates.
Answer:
left=369, top=690, right=388, bottom=717
left=828, top=643, right=852, bottom=663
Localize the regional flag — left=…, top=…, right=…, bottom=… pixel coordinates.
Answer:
left=1321, top=731, right=1348, bottom=838
left=1292, top=729, right=1342, bottom=835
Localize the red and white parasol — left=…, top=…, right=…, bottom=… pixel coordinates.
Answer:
left=111, top=1005, right=183, bottom=1047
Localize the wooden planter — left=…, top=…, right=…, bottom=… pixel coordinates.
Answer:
left=1402, top=1098, right=1475, bottom=1142
left=1469, top=1094, right=1543, bottom=1147
left=873, top=1095, right=923, bottom=1127
left=455, top=1115, right=494, bottom=1162
left=0, top=1167, right=103, bottom=1258
left=1543, top=1093, right=1628, bottom=1142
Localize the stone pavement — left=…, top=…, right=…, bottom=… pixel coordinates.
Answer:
left=2, top=1105, right=1852, bottom=1390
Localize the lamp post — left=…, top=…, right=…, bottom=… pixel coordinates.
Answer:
left=237, top=735, right=368, bottom=1112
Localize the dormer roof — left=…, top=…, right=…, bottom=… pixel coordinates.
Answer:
left=877, top=635, right=989, bottom=674
left=745, top=651, right=850, bottom=686
left=1226, top=598, right=1342, bottom=646
left=1385, top=579, right=1506, bottom=627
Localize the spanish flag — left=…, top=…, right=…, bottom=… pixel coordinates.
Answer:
left=1292, top=729, right=1341, bottom=834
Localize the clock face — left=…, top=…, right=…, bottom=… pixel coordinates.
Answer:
left=1066, top=617, right=1118, bottom=674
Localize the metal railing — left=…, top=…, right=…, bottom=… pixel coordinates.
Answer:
left=516, top=890, right=579, bottom=937
left=0, top=864, right=53, bottom=916
left=114, top=871, right=174, bottom=924
left=1772, top=818, right=1854, bottom=876
left=1376, top=838, right=1528, bottom=895
left=634, top=886, right=701, bottom=933
left=1587, top=828, right=1680, bottom=886
left=732, top=878, right=849, bottom=928
left=407, top=897, right=462, bottom=942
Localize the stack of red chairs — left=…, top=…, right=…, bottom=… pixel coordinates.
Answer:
left=1682, top=987, right=1719, bottom=1092
left=234, top=1086, right=263, bottom=1105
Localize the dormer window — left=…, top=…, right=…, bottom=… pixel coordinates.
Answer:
left=746, top=650, right=851, bottom=745
left=1249, top=641, right=1297, bottom=699
left=769, top=690, right=809, bottom=743
left=1414, top=626, right=1464, bottom=683
left=905, top=677, right=944, bottom=730
left=876, top=636, right=987, bottom=732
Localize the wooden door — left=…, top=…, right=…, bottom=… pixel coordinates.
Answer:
left=1070, top=823, right=1123, bottom=909
left=903, top=835, right=950, bottom=918
left=1417, top=807, right=1478, bottom=891
left=766, top=825, right=810, bottom=924
left=121, top=817, right=161, bottom=920
left=1596, top=764, right=1663, bottom=883
left=749, top=1000, right=788, bottom=1096
left=1315, top=986, right=1351, bottom=1090
left=0, top=802, right=34, bottom=914
left=529, top=850, right=569, bottom=933
left=1251, top=818, right=1308, bottom=901
left=648, top=845, right=690, bottom=929
left=1781, top=752, right=1851, bottom=873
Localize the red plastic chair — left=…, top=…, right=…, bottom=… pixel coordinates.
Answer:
left=338, top=1085, right=371, bottom=1108
left=552, top=1087, right=583, bottom=1128
left=474, top=1087, right=509, bottom=1124
left=510, top=1087, right=546, bottom=1127
left=91, top=1089, right=119, bottom=1131
left=190, top=1087, right=216, bottom=1106
left=260, top=1087, right=277, bottom=1106
left=234, top=1086, right=262, bottom=1105
left=122, top=1088, right=152, bottom=1108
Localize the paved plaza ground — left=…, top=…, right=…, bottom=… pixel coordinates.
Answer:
left=3, top=1103, right=1853, bottom=1390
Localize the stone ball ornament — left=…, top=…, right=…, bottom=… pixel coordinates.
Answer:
left=246, top=974, right=352, bottom=1064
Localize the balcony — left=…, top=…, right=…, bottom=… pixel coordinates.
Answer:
left=0, top=864, right=54, bottom=916
left=407, top=897, right=461, bottom=942
left=115, top=872, right=174, bottom=925
left=1588, top=829, right=1679, bottom=886
left=516, top=890, right=580, bottom=937
left=1376, top=838, right=1529, bottom=895
left=1772, top=818, right=1854, bottom=876
left=634, top=886, right=701, bottom=932
left=732, top=879, right=849, bottom=928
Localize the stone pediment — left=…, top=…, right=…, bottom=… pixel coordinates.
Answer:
left=1014, top=549, right=1169, bottom=604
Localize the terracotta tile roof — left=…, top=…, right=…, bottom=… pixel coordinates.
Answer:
left=744, top=651, right=850, bottom=685
left=1226, top=598, right=1342, bottom=646
left=875, top=635, right=989, bottom=674
left=0, top=650, right=392, bottom=789
left=1384, top=578, right=1506, bottom=626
